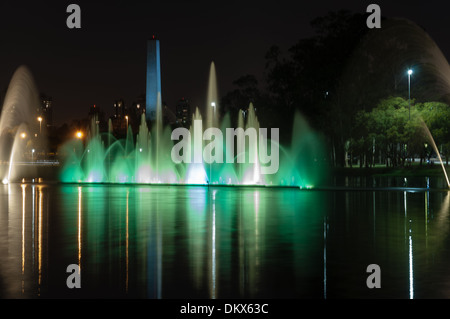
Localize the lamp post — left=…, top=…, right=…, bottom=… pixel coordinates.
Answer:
left=37, top=116, right=43, bottom=134
left=408, top=69, right=413, bottom=119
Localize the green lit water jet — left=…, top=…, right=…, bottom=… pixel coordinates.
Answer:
left=0, top=64, right=327, bottom=187
left=58, top=62, right=327, bottom=187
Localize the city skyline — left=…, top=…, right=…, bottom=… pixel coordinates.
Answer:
left=1, top=1, right=449, bottom=126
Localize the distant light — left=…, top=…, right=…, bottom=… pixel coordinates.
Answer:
left=76, top=131, right=83, bottom=139
left=211, top=102, right=216, bottom=107
left=32, top=149, right=35, bottom=153
left=37, top=116, right=43, bottom=122
left=20, top=133, right=27, bottom=139
left=2, top=178, right=8, bottom=185
left=408, top=69, right=413, bottom=75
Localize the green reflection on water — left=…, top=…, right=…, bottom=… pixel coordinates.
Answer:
left=1, top=183, right=450, bottom=299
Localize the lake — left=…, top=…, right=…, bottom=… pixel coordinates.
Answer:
left=1, top=177, right=449, bottom=299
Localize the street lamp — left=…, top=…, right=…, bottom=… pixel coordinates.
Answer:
left=408, top=69, right=413, bottom=119
left=37, top=116, right=43, bottom=134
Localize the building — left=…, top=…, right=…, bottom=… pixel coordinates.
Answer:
left=130, top=95, right=146, bottom=129
left=146, top=36, right=162, bottom=121
left=111, top=99, right=128, bottom=135
left=176, top=98, right=191, bottom=127
left=39, top=94, right=53, bottom=129
left=113, top=99, right=126, bottom=119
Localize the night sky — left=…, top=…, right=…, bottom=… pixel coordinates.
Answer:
left=0, top=0, right=449, bottom=126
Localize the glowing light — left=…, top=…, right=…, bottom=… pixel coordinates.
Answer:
left=2, top=178, right=9, bottom=185
left=76, top=131, right=83, bottom=139
left=185, top=164, right=208, bottom=185
left=408, top=69, right=413, bottom=75
left=20, top=132, right=27, bottom=139
left=37, top=116, right=43, bottom=134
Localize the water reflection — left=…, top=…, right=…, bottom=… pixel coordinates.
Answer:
left=1, top=183, right=450, bottom=298
left=0, top=184, right=48, bottom=298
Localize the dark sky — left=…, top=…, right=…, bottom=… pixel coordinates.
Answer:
left=1, top=0, right=449, bottom=126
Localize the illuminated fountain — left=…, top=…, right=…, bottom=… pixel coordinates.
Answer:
left=59, top=62, right=327, bottom=187
left=0, top=66, right=42, bottom=184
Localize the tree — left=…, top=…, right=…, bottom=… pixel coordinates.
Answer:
left=352, top=97, right=450, bottom=167
left=263, top=11, right=369, bottom=166
left=220, top=74, right=261, bottom=120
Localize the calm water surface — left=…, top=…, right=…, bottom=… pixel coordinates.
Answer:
left=1, top=180, right=450, bottom=299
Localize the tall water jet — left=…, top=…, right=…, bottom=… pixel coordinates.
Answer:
left=154, top=92, right=163, bottom=182
left=0, top=66, right=42, bottom=183
left=242, top=103, right=262, bottom=185
left=185, top=108, right=208, bottom=185
left=206, top=61, right=219, bottom=129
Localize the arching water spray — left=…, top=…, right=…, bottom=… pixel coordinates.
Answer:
left=421, top=120, right=450, bottom=188
left=0, top=66, right=42, bottom=183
